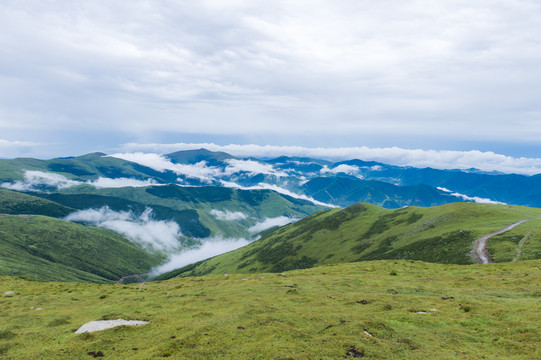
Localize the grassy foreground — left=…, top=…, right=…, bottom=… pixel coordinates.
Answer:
left=1, top=259, right=540, bottom=359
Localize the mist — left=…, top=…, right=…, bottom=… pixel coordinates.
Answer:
left=65, top=207, right=182, bottom=252
left=437, top=187, right=506, bottom=205
left=249, top=216, right=298, bottom=233
left=151, top=237, right=251, bottom=275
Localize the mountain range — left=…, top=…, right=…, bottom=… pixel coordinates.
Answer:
left=1, top=149, right=541, bottom=282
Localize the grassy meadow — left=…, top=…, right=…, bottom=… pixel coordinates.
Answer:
left=1, top=259, right=540, bottom=359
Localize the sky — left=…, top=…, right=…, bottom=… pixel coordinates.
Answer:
left=1, top=0, right=540, bottom=169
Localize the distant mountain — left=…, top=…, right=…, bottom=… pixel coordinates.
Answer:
left=157, top=202, right=541, bottom=278
left=3, top=149, right=541, bottom=209
left=301, top=176, right=455, bottom=208
left=36, top=184, right=324, bottom=238
left=166, top=148, right=236, bottom=166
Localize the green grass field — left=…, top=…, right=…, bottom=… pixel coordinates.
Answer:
left=1, top=259, right=540, bottom=359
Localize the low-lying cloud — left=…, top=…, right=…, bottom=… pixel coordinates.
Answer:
left=88, top=177, right=158, bottom=188
left=65, top=207, right=182, bottom=252
left=119, top=143, right=541, bottom=175
left=224, top=159, right=288, bottom=178
left=0, top=170, right=159, bottom=192
left=1, top=171, right=82, bottom=191
left=437, top=187, right=506, bottom=205
left=220, top=180, right=337, bottom=208
left=151, top=237, right=251, bottom=275
left=248, top=216, right=298, bottom=233
left=321, top=164, right=361, bottom=177
left=108, top=153, right=223, bottom=183
left=210, top=209, right=249, bottom=221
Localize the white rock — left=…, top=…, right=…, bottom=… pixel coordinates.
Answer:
left=75, top=319, right=149, bottom=334
left=3, top=291, right=15, bottom=295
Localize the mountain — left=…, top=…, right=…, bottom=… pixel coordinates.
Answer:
left=301, top=176, right=455, bottom=208
left=157, top=202, right=541, bottom=278
left=166, top=148, right=236, bottom=166
left=40, top=184, right=325, bottom=238
left=0, top=214, right=163, bottom=282
left=3, top=149, right=541, bottom=209
left=0, top=152, right=172, bottom=183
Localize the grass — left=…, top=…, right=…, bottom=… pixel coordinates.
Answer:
left=0, top=259, right=540, bottom=359
left=0, top=189, right=74, bottom=218
left=0, top=214, right=164, bottom=283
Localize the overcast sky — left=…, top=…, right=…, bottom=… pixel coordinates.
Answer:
left=1, top=1, right=540, bottom=166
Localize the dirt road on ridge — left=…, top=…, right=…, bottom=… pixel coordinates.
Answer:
left=471, top=219, right=539, bottom=264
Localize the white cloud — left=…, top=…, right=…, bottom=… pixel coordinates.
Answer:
left=437, top=187, right=506, bottom=205
left=120, top=143, right=541, bottom=175
left=320, top=164, right=361, bottom=177
left=224, top=159, right=288, bottom=177
left=151, top=237, right=251, bottom=275
left=0, top=170, right=160, bottom=191
left=210, top=209, right=249, bottom=221
left=1, top=2, right=541, bottom=155
left=65, top=207, right=181, bottom=252
left=108, top=153, right=223, bottom=183
left=0, top=139, right=40, bottom=158
left=88, top=177, right=158, bottom=188
left=220, top=180, right=337, bottom=208
left=248, top=216, right=298, bottom=233
left=1, top=171, right=82, bottom=191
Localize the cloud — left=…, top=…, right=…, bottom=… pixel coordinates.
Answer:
left=65, top=207, right=181, bottom=252
left=321, top=164, right=361, bottom=177
left=120, top=143, right=541, bottom=175
left=224, top=159, right=288, bottom=177
left=108, top=153, right=223, bottom=183
left=437, top=187, right=506, bottom=205
left=220, top=180, right=337, bottom=208
left=150, top=237, right=251, bottom=275
left=0, top=139, right=40, bottom=158
left=0, top=170, right=160, bottom=191
left=1, top=2, right=541, bottom=156
left=1, top=171, right=82, bottom=191
left=88, top=177, right=159, bottom=188
left=248, top=216, right=298, bottom=233
left=210, top=209, right=249, bottom=221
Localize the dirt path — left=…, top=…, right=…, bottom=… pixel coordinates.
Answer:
left=471, top=219, right=538, bottom=264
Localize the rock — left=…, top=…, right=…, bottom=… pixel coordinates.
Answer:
left=3, top=291, right=15, bottom=295
left=75, top=319, right=149, bottom=334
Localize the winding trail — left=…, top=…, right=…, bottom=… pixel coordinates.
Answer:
left=471, top=219, right=539, bottom=264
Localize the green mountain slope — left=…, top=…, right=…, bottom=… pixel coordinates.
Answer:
left=53, top=184, right=325, bottom=238
left=0, top=152, right=171, bottom=182
left=163, top=202, right=541, bottom=277
left=0, top=189, right=74, bottom=217
left=1, top=259, right=540, bottom=359
left=0, top=215, right=164, bottom=283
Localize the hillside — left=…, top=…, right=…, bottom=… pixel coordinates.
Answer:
left=0, top=214, right=163, bottom=283
left=0, top=189, right=74, bottom=217
left=161, top=202, right=541, bottom=277
left=0, top=152, right=172, bottom=183
left=1, top=260, right=540, bottom=359
left=48, top=184, right=325, bottom=238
